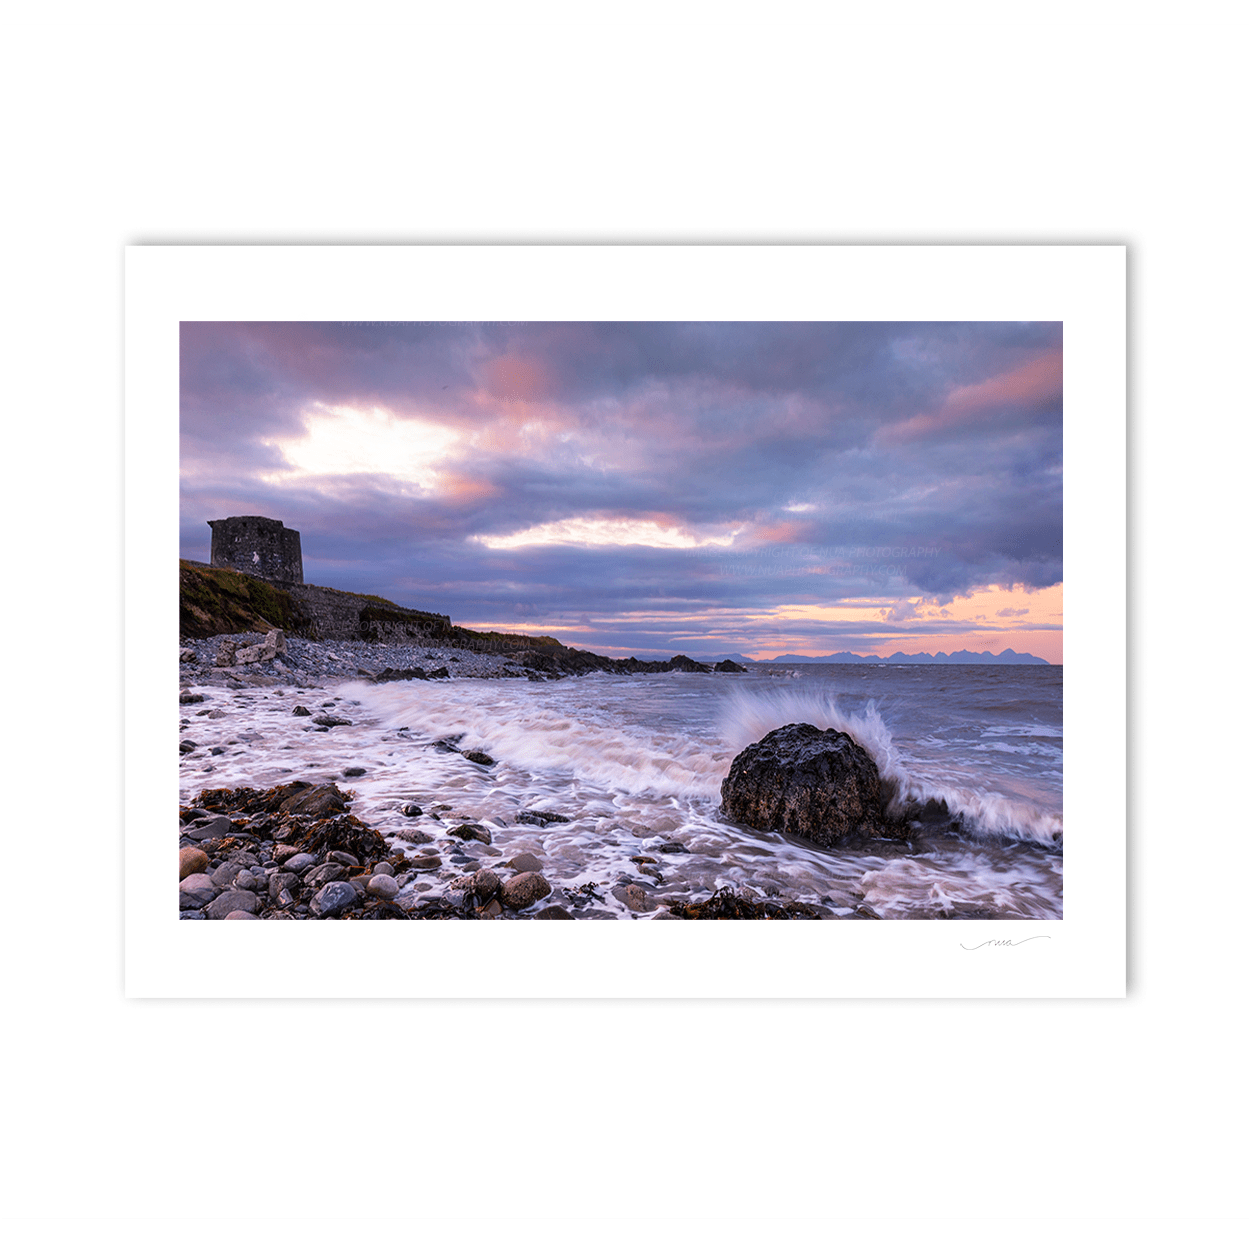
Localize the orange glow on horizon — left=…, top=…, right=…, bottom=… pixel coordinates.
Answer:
left=458, top=582, right=1063, bottom=664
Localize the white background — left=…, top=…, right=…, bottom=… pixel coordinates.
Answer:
left=4, top=3, right=1245, bottom=1247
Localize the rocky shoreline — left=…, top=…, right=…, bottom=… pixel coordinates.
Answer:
left=178, top=633, right=830, bottom=921
left=180, top=627, right=747, bottom=692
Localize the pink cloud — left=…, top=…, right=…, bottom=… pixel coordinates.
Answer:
left=878, top=349, right=1062, bottom=444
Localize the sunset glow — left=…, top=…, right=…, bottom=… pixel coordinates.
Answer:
left=182, top=321, right=1062, bottom=663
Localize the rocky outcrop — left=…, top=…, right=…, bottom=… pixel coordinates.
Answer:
left=720, top=722, right=902, bottom=847
left=714, top=659, right=747, bottom=672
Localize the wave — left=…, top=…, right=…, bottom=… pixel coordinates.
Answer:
left=343, top=679, right=731, bottom=801
left=347, top=676, right=1061, bottom=847
left=715, top=683, right=1061, bottom=846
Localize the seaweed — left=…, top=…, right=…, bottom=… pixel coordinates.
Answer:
left=666, top=887, right=821, bottom=920
left=287, top=813, right=390, bottom=863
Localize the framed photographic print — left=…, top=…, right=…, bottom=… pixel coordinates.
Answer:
left=126, top=244, right=1125, bottom=997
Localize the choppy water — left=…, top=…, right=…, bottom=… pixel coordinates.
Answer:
left=179, top=663, right=1062, bottom=919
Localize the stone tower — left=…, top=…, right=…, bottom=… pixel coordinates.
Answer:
left=208, top=516, right=303, bottom=584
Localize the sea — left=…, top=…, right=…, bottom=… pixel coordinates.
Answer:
left=183, top=660, right=1062, bottom=920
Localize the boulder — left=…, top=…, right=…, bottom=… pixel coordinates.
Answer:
left=507, top=852, right=544, bottom=874
left=210, top=861, right=244, bottom=888
left=179, top=846, right=208, bottom=880
left=215, top=639, right=237, bottom=667
left=205, top=889, right=259, bottom=919
left=500, top=872, right=552, bottom=910
left=720, top=722, right=898, bottom=847
left=714, top=659, right=747, bottom=673
left=269, top=872, right=299, bottom=902
left=304, top=863, right=347, bottom=888
left=470, top=868, right=501, bottom=902
left=667, top=654, right=712, bottom=672
left=279, top=783, right=349, bottom=819
left=612, top=883, right=657, bottom=913
left=366, top=874, right=399, bottom=899
left=179, top=873, right=218, bottom=909
left=310, top=881, right=358, bottom=918
left=375, top=667, right=429, bottom=682
left=448, top=823, right=491, bottom=845
left=185, top=814, right=234, bottom=841
left=516, top=809, right=570, bottom=827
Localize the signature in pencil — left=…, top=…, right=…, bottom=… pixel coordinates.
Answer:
left=960, top=936, right=1052, bottom=950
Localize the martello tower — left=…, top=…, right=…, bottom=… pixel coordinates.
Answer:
left=208, top=516, right=303, bottom=584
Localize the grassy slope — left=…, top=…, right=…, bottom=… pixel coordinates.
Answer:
left=178, top=561, right=560, bottom=651
left=179, top=562, right=311, bottom=639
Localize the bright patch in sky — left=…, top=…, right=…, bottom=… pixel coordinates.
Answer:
left=476, top=516, right=742, bottom=550
left=264, top=405, right=458, bottom=487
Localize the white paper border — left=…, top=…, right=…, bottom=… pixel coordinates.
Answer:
left=125, top=245, right=1125, bottom=997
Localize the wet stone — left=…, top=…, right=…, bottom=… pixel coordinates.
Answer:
left=471, top=868, right=500, bottom=902
left=507, top=852, right=544, bottom=874
left=269, top=873, right=298, bottom=901
left=612, top=883, right=658, bottom=913
left=516, top=810, right=570, bottom=827
left=206, top=889, right=259, bottom=919
left=310, top=881, right=357, bottom=918
left=500, top=872, right=552, bottom=910
left=304, top=863, right=347, bottom=888
left=179, top=874, right=218, bottom=909
left=343, top=767, right=366, bottom=778
left=185, top=815, right=234, bottom=842
left=448, top=823, right=491, bottom=845
left=367, top=875, right=399, bottom=899
left=179, top=847, right=208, bottom=880
left=535, top=906, right=574, bottom=920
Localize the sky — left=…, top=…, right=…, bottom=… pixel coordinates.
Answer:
left=180, top=321, right=1062, bottom=663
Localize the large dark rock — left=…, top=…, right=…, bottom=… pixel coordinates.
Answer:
left=720, top=722, right=899, bottom=847
left=374, top=667, right=429, bottom=682
left=666, top=654, right=712, bottom=672
left=713, top=659, right=747, bottom=672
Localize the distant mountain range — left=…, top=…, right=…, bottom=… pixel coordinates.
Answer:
left=765, top=648, right=1051, bottom=665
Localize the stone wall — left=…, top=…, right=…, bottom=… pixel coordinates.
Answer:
left=209, top=516, right=303, bottom=584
